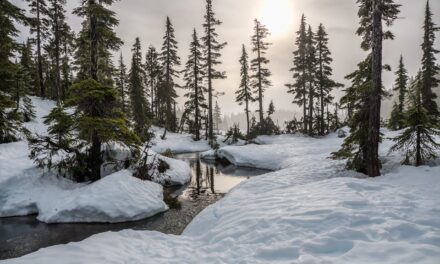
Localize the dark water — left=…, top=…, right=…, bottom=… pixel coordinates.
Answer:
left=0, top=152, right=268, bottom=260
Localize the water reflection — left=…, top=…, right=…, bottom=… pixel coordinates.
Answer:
left=174, top=152, right=269, bottom=198
left=0, top=152, right=269, bottom=260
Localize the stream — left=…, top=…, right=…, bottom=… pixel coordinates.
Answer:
left=0, top=152, right=269, bottom=260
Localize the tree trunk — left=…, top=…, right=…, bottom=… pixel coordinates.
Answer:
left=54, top=3, right=61, bottom=105
left=366, top=0, right=382, bottom=177
left=89, top=132, right=102, bottom=182
left=416, top=125, right=421, bottom=166
left=89, top=0, right=98, bottom=81
left=245, top=99, right=250, bottom=138
left=308, top=83, right=313, bottom=135
left=36, top=0, right=45, bottom=97
left=256, top=25, right=264, bottom=124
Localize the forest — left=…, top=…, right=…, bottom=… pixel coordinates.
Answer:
left=0, top=0, right=439, bottom=263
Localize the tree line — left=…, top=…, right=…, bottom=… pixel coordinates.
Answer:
left=0, top=0, right=439, bottom=182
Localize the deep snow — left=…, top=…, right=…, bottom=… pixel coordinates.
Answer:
left=0, top=97, right=189, bottom=223
left=4, top=127, right=440, bottom=263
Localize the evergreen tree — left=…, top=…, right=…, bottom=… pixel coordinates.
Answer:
left=183, top=29, right=207, bottom=140
left=159, top=17, right=180, bottom=132
left=73, top=0, right=123, bottom=84
left=29, top=79, right=140, bottom=182
left=334, top=0, right=399, bottom=176
left=306, top=25, right=317, bottom=135
left=287, top=14, right=308, bottom=133
left=46, top=0, right=70, bottom=104
left=115, top=53, right=128, bottom=113
left=129, top=37, right=149, bottom=138
left=420, top=0, right=440, bottom=121
left=0, top=1, right=28, bottom=143
left=27, top=0, right=49, bottom=97
left=145, top=46, right=160, bottom=119
left=202, top=0, right=227, bottom=143
left=251, top=19, right=272, bottom=124
left=213, top=101, right=222, bottom=134
left=235, top=45, right=253, bottom=137
left=389, top=55, right=409, bottom=130
left=315, top=23, right=341, bottom=135
left=267, top=100, right=275, bottom=116
left=16, top=42, right=36, bottom=122
left=390, top=73, right=440, bottom=166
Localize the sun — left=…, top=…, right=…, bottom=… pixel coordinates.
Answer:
left=259, top=0, right=294, bottom=37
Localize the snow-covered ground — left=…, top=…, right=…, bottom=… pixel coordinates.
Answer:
left=4, top=127, right=440, bottom=263
left=0, top=98, right=189, bottom=223
left=151, top=127, right=211, bottom=154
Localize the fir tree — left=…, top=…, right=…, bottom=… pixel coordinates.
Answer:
left=29, top=79, right=140, bottom=182
left=202, top=0, right=227, bottom=143
left=46, top=0, right=69, bottom=104
left=159, top=17, right=180, bottom=132
left=213, top=101, right=222, bottom=134
left=287, top=14, right=308, bottom=133
left=251, top=19, right=272, bottom=124
left=0, top=1, right=28, bottom=143
left=16, top=42, right=36, bottom=122
left=390, top=73, right=440, bottom=166
left=26, top=0, right=49, bottom=97
left=129, top=37, right=149, bottom=138
left=267, top=100, right=275, bottom=116
left=334, top=0, right=399, bottom=176
left=420, top=0, right=440, bottom=121
left=235, top=45, right=253, bottom=137
left=73, top=0, right=123, bottom=84
left=315, top=23, right=341, bottom=135
left=306, top=25, right=317, bottom=135
left=115, top=53, right=128, bottom=113
left=183, top=29, right=207, bottom=140
left=388, top=55, right=409, bottom=130
left=145, top=46, right=160, bottom=119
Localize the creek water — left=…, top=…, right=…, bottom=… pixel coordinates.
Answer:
left=0, top=152, right=269, bottom=260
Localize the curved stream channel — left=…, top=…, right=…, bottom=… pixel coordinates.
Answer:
left=0, top=152, right=269, bottom=260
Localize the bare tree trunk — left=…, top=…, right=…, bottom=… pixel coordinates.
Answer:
left=366, top=0, right=382, bottom=177
left=36, top=0, right=45, bottom=97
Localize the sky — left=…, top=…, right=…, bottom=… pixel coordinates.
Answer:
left=13, top=0, right=440, bottom=115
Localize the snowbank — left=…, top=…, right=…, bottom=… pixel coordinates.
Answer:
left=158, top=154, right=191, bottom=185
left=151, top=127, right=211, bottom=154
left=0, top=98, right=176, bottom=222
left=6, top=130, right=440, bottom=263
left=37, top=170, right=167, bottom=223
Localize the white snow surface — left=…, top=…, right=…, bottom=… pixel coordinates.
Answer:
left=5, top=129, right=440, bottom=263
left=151, top=127, right=211, bottom=154
left=0, top=98, right=178, bottom=222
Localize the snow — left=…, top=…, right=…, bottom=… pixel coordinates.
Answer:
left=151, top=127, right=211, bottom=154
left=0, top=98, right=190, bottom=223
left=5, top=129, right=440, bottom=263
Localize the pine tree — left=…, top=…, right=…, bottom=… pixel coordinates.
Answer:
left=46, top=0, right=70, bottom=104
left=306, top=25, right=317, bottom=135
left=129, top=37, right=149, bottom=138
left=287, top=14, right=308, bottom=133
left=235, top=45, right=253, bottom=137
left=251, top=19, right=272, bottom=124
left=16, top=42, right=36, bottom=122
left=144, top=46, right=160, bottom=119
left=390, top=73, right=440, bottom=166
left=202, top=0, right=227, bottom=144
left=267, top=100, right=275, bottom=116
left=73, top=0, right=123, bottom=84
left=315, top=23, right=341, bottom=135
left=183, top=29, right=207, bottom=140
left=115, top=53, right=128, bottom=113
left=389, top=55, right=409, bottom=130
left=0, top=1, right=28, bottom=143
left=26, top=0, right=49, bottom=97
left=159, top=17, right=180, bottom=132
left=420, top=0, right=440, bottom=121
left=213, top=101, right=222, bottom=134
left=334, top=0, right=399, bottom=176
left=29, top=79, right=140, bottom=182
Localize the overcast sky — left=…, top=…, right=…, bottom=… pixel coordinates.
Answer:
left=14, top=0, right=440, bottom=114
